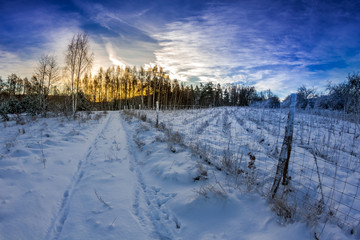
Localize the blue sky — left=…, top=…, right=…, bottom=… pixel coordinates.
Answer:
left=1, top=0, right=360, bottom=98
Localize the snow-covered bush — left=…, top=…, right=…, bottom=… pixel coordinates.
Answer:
left=21, top=95, right=42, bottom=116
left=0, top=97, right=22, bottom=120
left=251, top=97, right=280, bottom=108
left=76, top=91, right=92, bottom=111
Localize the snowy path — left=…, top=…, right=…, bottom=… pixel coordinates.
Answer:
left=44, top=112, right=148, bottom=239
left=45, top=111, right=178, bottom=240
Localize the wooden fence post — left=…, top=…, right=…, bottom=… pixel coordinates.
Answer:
left=156, top=101, right=159, bottom=127
left=271, top=93, right=297, bottom=198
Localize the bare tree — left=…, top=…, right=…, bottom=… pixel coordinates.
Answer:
left=115, top=66, right=122, bottom=109
left=46, top=55, right=59, bottom=94
left=297, top=85, right=317, bottom=99
left=36, top=55, right=48, bottom=103
left=139, top=66, right=145, bottom=108
left=132, top=66, right=137, bottom=108
left=45, top=55, right=59, bottom=114
left=65, top=32, right=94, bottom=118
left=297, top=85, right=317, bottom=109
left=34, top=54, right=59, bottom=116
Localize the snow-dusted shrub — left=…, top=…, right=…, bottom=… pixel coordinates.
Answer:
left=21, top=95, right=41, bottom=116
left=0, top=107, right=9, bottom=121
left=15, top=114, right=26, bottom=125
left=140, top=112, right=147, bottom=122
left=194, top=162, right=208, bottom=182
left=314, top=95, right=332, bottom=109
left=0, top=97, right=22, bottom=120
left=93, top=112, right=103, bottom=121
left=167, top=131, right=183, bottom=145
left=76, top=91, right=92, bottom=111
left=221, top=144, right=244, bottom=177
left=195, top=183, right=227, bottom=199
left=122, top=110, right=136, bottom=122
left=270, top=193, right=296, bottom=223
left=77, top=113, right=91, bottom=125
left=251, top=97, right=280, bottom=108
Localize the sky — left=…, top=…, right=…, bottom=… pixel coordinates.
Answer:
left=1, top=0, right=360, bottom=98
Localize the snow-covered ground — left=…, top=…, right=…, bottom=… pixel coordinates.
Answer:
left=0, top=109, right=357, bottom=239
left=133, top=107, right=359, bottom=239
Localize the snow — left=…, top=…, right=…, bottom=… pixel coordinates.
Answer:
left=0, top=109, right=356, bottom=239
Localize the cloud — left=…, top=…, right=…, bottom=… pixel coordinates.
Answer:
left=76, top=2, right=159, bottom=69
left=0, top=49, right=34, bottom=78
left=0, top=24, right=82, bottom=79
left=105, top=42, right=128, bottom=68
left=0, top=1, right=159, bottom=78
left=150, top=1, right=360, bottom=98
left=0, top=1, right=83, bottom=78
left=151, top=3, right=304, bottom=87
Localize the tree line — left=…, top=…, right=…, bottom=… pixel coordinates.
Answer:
left=0, top=32, right=359, bottom=120
left=284, top=73, right=360, bottom=114
left=0, top=32, right=280, bottom=120
left=0, top=65, right=277, bottom=121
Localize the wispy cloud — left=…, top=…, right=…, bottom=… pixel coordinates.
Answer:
left=151, top=3, right=304, bottom=89
left=0, top=24, right=81, bottom=78
left=0, top=49, right=34, bottom=78
left=77, top=3, right=159, bottom=69
left=0, top=1, right=158, bottom=78
left=0, top=1, right=82, bottom=78
left=151, top=1, right=360, bottom=97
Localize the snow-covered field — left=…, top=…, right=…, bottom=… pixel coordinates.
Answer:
left=134, top=107, right=360, bottom=238
left=0, top=109, right=358, bottom=239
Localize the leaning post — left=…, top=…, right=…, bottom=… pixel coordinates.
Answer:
left=156, top=101, right=159, bottom=127
left=270, top=93, right=297, bottom=198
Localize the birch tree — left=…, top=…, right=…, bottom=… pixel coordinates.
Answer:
left=65, top=32, right=93, bottom=118
left=34, top=54, right=59, bottom=116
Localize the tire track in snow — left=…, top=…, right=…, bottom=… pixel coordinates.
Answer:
left=130, top=158, right=180, bottom=240
left=45, top=113, right=113, bottom=240
left=121, top=116, right=181, bottom=240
